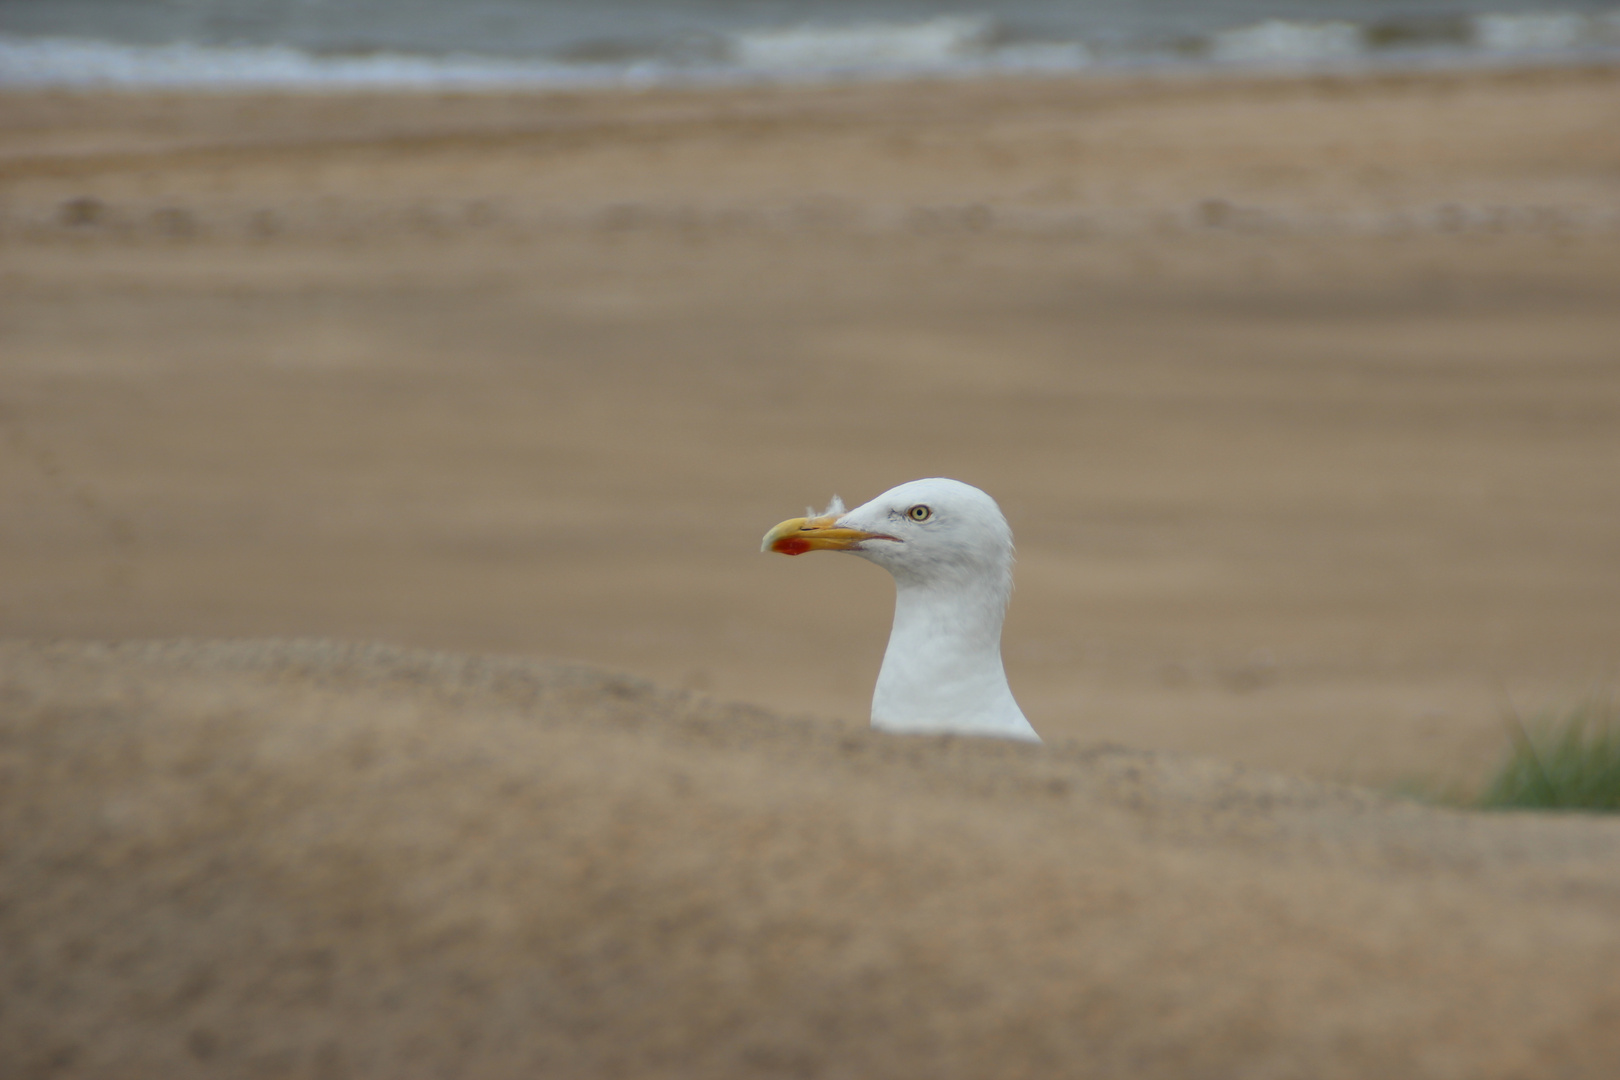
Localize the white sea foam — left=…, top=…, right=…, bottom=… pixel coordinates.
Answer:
left=0, top=22, right=1095, bottom=89
left=0, top=7, right=1616, bottom=91
left=727, top=17, right=1092, bottom=73
left=1208, top=19, right=1366, bottom=64
left=1472, top=11, right=1609, bottom=51
left=0, top=35, right=636, bottom=89
left=728, top=15, right=997, bottom=70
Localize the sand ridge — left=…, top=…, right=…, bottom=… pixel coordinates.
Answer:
left=4, top=638, right=1620, bottom=1078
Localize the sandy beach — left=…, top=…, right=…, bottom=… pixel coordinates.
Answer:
left=5, top=67, right=1619, bottom=786
left=2, top=67, right=1620, bottom=1076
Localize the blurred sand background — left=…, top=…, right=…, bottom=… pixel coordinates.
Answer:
left=3, top=67, right=1620, bottom=1078
left=4, top=67, right=1619, bottom=788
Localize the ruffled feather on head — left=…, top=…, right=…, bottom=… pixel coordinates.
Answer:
left=808, top=495, right=846, bottom=520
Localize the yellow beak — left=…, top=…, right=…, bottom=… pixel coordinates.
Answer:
left=761, top=513, right=892, bottom=556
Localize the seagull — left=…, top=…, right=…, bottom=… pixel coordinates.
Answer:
left=762, top=477, right=1040, bottom=743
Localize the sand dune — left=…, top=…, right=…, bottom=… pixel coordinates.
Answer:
left=3, top=638, right=1619, bottom=1078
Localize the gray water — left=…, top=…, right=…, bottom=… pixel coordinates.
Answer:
left=2, top=0, right=1617, bottom=87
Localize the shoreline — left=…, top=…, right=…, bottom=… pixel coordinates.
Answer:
left=3, top=8, right=1619, bottom=93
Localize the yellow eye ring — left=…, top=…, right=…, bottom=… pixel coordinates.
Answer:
left=907, top=505, right=932, bottom=522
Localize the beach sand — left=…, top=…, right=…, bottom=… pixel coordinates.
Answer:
left=4, top=68, right=1619, bottom=787
left=2, top=68, right=1619, bottom=1075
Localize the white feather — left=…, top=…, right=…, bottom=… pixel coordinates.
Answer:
left=829, top=478, right=1039, bottom=743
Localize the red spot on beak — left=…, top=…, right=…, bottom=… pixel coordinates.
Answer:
left=775, top=537, right=813, bottom=556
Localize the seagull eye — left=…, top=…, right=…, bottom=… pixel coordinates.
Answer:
left=906, top=505, right=932, bottom=522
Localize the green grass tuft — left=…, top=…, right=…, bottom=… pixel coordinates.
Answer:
left=1477, top=696, right=1620, bottom=813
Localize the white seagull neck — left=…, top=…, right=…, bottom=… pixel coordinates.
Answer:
left=870, top=570, right=1040, bottom=743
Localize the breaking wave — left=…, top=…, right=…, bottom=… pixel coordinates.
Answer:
left=1, top=8, right=1617, bottom=90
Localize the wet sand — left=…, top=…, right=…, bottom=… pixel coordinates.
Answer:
left=5, top=68, right=1619, bottom=789
left=3, top=67, right=1620, bottom=1078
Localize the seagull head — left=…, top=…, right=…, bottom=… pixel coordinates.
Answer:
left=762, top=477, right=1037, bottom=742
left=762, top=477, right=1014, bottom=591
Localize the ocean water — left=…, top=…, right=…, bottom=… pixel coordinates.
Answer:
left=1, top=0, right=1617, bottom=89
